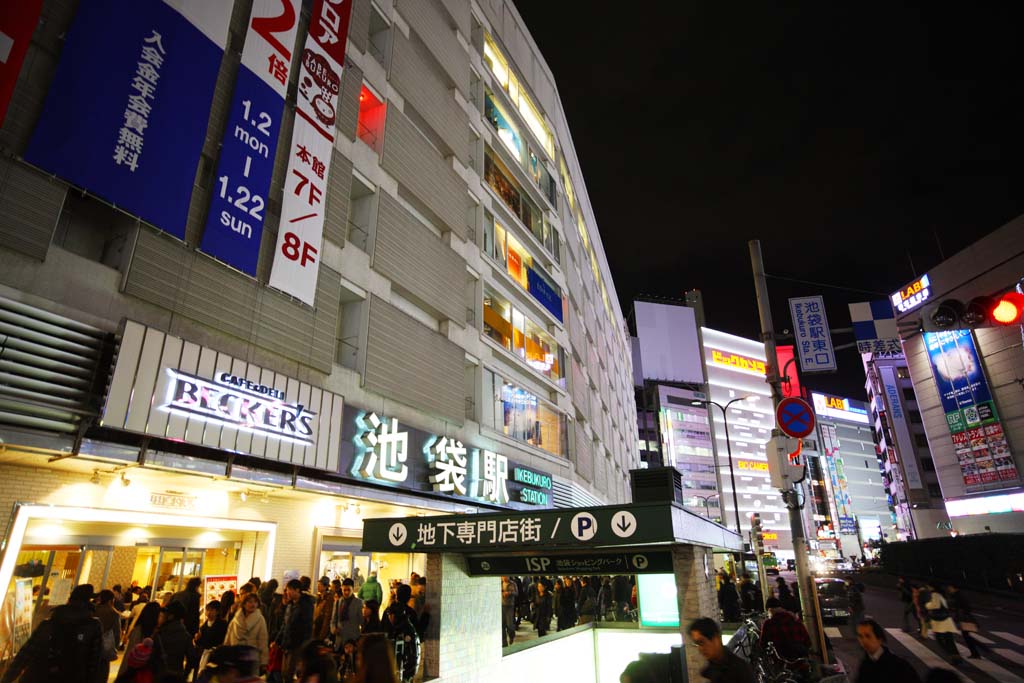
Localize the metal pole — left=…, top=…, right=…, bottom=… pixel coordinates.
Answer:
left=749, top=239, right=826, bottom=662
left=720, top=407, right=743, bottom=539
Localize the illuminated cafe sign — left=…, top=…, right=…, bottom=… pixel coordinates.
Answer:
left=338, top=407, right=553, bottom=510
left=102, top=321, right=343, bottom=471
left=891, top=274, right=931, bottom=314
left=710, top=349, right=766, bottom=375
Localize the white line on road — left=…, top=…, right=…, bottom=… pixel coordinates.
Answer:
left=824, top=627, right=842, bottom=639
left=995, top=649, right=1024, bottom=667
left=885, top=629, right=968, bottom=681
left=955, top=642, right=1024, bottom=683
left=972, top=634, right=996, bottom=645
left=994, top=632, right=1024, bottom=647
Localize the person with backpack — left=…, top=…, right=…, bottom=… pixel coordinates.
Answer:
left=923, top=583, right=963, bottom=665
left=1, top=584, right=107, bottom=683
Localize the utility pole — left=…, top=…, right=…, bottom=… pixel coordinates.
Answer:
left=749, top=240, right=825, bottom=660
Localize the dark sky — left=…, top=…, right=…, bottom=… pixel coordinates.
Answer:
left=514, top=2, right=1024, bottom=398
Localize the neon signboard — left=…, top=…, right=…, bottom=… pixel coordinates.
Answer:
left=812, top=392, right=870, bottom=424
left=891, top=274, right=931, bottom=313
left=710, top=349, right=766, bottom=375
left=946, top=492, right=1024, bottom=518
left=737, top=460, right=770, bottom=472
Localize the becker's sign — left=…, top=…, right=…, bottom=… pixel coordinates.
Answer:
left=103, top=321, right=343, bottom=471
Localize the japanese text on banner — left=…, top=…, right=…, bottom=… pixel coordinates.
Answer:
left=268, top=0, right=353, bottom=305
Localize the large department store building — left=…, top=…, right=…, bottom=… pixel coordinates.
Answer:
left=0, top=0, right=639, bottom=668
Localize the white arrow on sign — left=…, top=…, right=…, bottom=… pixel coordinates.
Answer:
left=611, top=511, right=638, bottom=538
left=389, top=523, right=407, bottom=546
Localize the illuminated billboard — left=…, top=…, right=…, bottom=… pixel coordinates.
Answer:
left=891, top=274, right=931, bottom=314
left=812, top=392, right=870, bottom=425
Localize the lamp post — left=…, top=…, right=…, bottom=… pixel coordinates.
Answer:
left=692, top=493, right=720, bottom=520
left=692, top=396, right=752, bottom=539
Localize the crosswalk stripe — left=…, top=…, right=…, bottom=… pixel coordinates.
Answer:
left=885, top=629, right=967, bottom=681
left=824, top=627, right=842, bottom=639
left=995, top=632, right=1024, bottom=648
left=995, top=649, right=1024, bottom=667
left=972, top=634, right=996, bottom=645
left=955, top=641, right=1024, bottom=683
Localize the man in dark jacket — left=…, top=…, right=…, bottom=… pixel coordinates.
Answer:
left=170, top=576, right=203, bottom=636
left=385, top=601, right=420, bottom=683
left=276, top=577, right=314, bottom=682
left=689, top=617, right=755, bottom=683
left=897, top=576, right=918, bottom=632
left=855, top=619, right=921, bottom=683
left=1, top=584, right=106, bottom=683
left=577, top=576, right=598, bottom=624
left=155, top=600, right=193, bottom=676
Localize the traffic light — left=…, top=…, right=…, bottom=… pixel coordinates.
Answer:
left=750, top=512, right=764, bottom=550
left=926, top=291, right=1024, bottom=330
left=766, top=435, right=803, bottom=489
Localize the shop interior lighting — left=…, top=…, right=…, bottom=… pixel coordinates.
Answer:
left=90, top=470, right=101, bottom=485
left=239, top=490, right=248, bottom=502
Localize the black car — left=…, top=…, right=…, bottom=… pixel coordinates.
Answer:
left=815, top=578, right=851, bottom=624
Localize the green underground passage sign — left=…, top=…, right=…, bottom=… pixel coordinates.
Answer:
left=361, top=503, right=677, bottom=553
left=465, top=550, right=674, bottom=576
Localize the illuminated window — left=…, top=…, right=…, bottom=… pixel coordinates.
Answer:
left=484, top=89, right=522, bottom=160
left=483, top=287, right=565, bottom=386
left=482, top=34, right=554, bottom=158
left=483, top=369, right=566, bottom=457
left=357, top=85, right=385, bottom=155
left=483, top=148, right=547, bottom=249
left=529, top=150, right=556, bottom=205
left=560, top=156, right=576, bottom=214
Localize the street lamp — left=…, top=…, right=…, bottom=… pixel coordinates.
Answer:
left=691, top=396, right=753, bottom=539
left=691, top=493, right=720, bottom=520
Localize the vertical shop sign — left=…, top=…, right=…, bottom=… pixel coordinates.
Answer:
left=200, top=0, right=300, bottom=275
left=25, top=0, right=232, bottom=239
left=878, top=365, right=924, bottom=490
left=0, top=0, right=44, bottom=126
left=268, top=0, right=353, bottom=305
left=923, top=331, right=1018, bottom=490
left=788, top=295, right=837, bottom=373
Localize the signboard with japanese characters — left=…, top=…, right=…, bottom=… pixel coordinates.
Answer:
left=102, top=320, right=343, bottom=471
left=25, top=0, right=232, bottom=240
left=362, top=504, right=675, bottom=553
left=339, top=408, right=553, bottom=510
left=200, top=0, right=300, bottom=275
left=788, top=295, right=837, bottom=373
left=268, top=0, right=353, bottom=305
left=466, top=551, right=673, bottom=576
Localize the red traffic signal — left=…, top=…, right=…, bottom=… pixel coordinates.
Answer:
left=991, top=292, right=1024, bottom=325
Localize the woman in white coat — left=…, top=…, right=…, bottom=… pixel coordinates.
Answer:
left=224, top=591, right=270, bottom=673
left=924, top=583, right=964, bottom=665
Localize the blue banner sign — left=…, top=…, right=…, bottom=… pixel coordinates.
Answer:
left=25, top=0, right=230, bottom=240
left=199, top=0, right=300, bottom=276
left=526, top=265, right=563, bottom=322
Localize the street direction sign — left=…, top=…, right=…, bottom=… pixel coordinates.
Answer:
left=776, top=397, right=815, bottom=438
left=465, top=550, right=673, bottom=576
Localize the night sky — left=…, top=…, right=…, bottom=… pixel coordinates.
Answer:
left=514, top=2, right=1024, bottom=398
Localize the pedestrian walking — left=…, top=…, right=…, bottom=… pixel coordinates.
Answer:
left=225, top=592, right=270, bottom=675
left=923, top=584, right=963, bottom=666
left=847, top=578, right=866, bottom=627
left=331, top=578, right=364, bottom=651
left=718, top=573, right=741, bottom=622
left=534, top=581, right=553, bottom=637
left=898, top=577, right=919, bottom=633
left=945, top=584, right=984, bottom=659
left=688, top=617, right=755, bottom=683
left=855, top=619, right=921, bottom=682
left=276, top=577, right=315, bottom=682
left=154, top=600, right=193, bottom=676
left=500, top=576, right=518, bottom=645
left=353, top=632, right=399, bottom=683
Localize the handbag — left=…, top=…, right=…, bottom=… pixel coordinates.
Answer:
left=268, top=642, right=283, bottom=672
left=102, top=628, right=118, bottom=661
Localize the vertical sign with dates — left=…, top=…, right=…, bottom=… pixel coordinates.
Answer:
left=200, top=0, right=300, bottom=276
left=268, top=0, right=353, bottom=305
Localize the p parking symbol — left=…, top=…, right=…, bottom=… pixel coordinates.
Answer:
left=570, top=512, right=598, bottom=541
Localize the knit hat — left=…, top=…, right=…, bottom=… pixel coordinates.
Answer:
left=283, top=569, right=300, bottom=582
left=127, top=638, right=154, bottom=668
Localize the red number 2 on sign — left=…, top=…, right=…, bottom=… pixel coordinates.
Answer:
left=252, top=0, right=297, bottom=61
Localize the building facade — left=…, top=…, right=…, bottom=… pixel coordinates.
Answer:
left=0, top=0, right=638, bottom=671
left=891, top=215, right=1024, bottom=537
left=862, top=351, right=950, bottom=540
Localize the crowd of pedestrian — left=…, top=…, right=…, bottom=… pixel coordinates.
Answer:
left=1, top=568, right=430, bottom=683
left=499, top=574, right=638, bottom=645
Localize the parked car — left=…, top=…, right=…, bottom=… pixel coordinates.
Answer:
left=815, top=577, right=851, bottom=624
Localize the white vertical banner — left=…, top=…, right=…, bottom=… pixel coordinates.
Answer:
left=879, top=365, right=925, bottom=490
left=269, top=0, right=353, bottom=305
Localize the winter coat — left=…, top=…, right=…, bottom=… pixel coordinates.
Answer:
left=0, top=602, right=106, bottom=683
left=855, top=648, right=921, bottom=683
left=225, top=608, right=270, bottom=667
left=924, top=593, right=958, bottom=634
left=578, top=584, right=597, bottom=617
left=195, top=618, right=228, bottom=650
left=700, top=649, right=756, bottom=683
left=719, top=582, right=741, bottom=621
left=154, top=617, right=192, bottom=675
left=389, top=615, right=420, bottom=682
left=278, top=592, right=315, bottom=651
left=331, top=595, right=364, bottom=647
left=357, top=576, right=383, bottom=606
left=169, top=588, right=201, bottom=635
left=534, top=592, right=553, bottom=631
left=313, top=590, right=335, bottom=641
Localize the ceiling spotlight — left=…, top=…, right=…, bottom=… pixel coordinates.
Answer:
left=120, top=473, right=131, bottom=487
left=239, top=491, right=248, bottom=502
left=90, top=470, right=101, bottom=485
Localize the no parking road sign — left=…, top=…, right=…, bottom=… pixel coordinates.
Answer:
left=776, top=397, right=815, bottom=438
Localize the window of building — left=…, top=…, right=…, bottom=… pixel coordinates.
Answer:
left=483, top=209, right=563, bottom=322
left=927, top=483, right=942, bottom=498
left=368, top=5, right=391, bottom=68
left=897, top=367, right=911, bottom=379
left=902, top=387, right=916, bottom=403
left=484, top=89, right=522, bottom=160
left=560, top=155, right=576, bottom=214
left=482, top=34, right=554, bottom=158
left=357, top=84, right=385, bottom=155
left=908, top=410, right=922, bottom=424
left=483, top=148, right=546, bottom=247
left=482, top=369, right=566, bottom=457
left=914, top=433, right=929, bottom=448
left=483, top=286, right=565, bottom=386
left=529, top=149, right=557, bottom=206
left=921, top=457, right=935, bottom=472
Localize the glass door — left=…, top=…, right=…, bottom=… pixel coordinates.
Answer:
left=155, top=547, right=205, bottom=595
